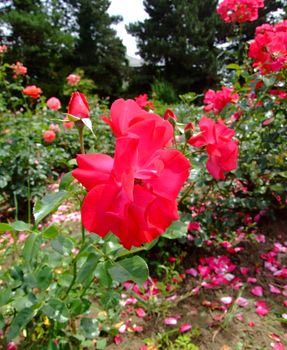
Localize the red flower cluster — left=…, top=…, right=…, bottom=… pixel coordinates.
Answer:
left=73, top=99, right=190, bottom=249
left=66, top=73, right=80, bottom=86
left=217, top=0, right=264, bottom=23
left=188, top=116, right=238, bottom=180
left=22, top=85, right=42, bottom=99
left=249, top=21, right=287, bottom=74
left=11, top=61, right=27, bottom=76
left=203, top=87, right=239, bottom=113
left=134, top=94, right=154, bottom=111
left=0, top=45, right=7, bottom=54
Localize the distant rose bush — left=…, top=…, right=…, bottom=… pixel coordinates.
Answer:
left=46, top=97, right=61, bottom=110
left=66, top=73, right=81, bottom=86
left=11, top=61, right=27, bottom=76
left=217, top=0, right=264, bottom=23
left=204, top=86, right=239, bottom=113
left=43, top=130, right=56, bottom=143
left=249, top=20, right=287, bottom=74
left=22, top=85, right=42, bottom=99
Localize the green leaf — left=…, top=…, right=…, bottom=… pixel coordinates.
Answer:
left=0, top=288, right=11, bottom=307
left=69, top=298, right=90, bottom=317
left=95, top=261, right=113, bottom=288
left=23, top=233, right=41, bottom=265
left=226, top=63, right=241, bottom=70
left=11, top=220, right=30, bottom=231
left=0, top=314, right=4, bottom=330
left=35, top=266, right=52, bottom=289
left=96, top=338, right=107, bottom=350
left=51, top=236, right=73, bottom=256
left=7, top=307, right=34, bottom=341
left=108, top=255, right=149, bottom=286
left=77, top=253, right=100, bottom=286
left=162, top=220, right=187, bottom=239
left=42, top=299, right=69, bottom=324
left=80, top=318, right=99, bottom=339
left=42, top=224, right=59, bottom=239
left=270, top=183, right=285, bottom=192
left=262, top=76, right=276, bottom=87
left=33, top=190, right=68, bottom=225
left=0, top=223, right=13, bottom=232
left=59, top=171, right=74, bottom=190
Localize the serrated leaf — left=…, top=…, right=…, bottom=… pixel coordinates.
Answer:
left=77, top=253, right=100, bottom=286
left=0, top=288, right=11, bottom=307
left=42, top=299, right=69, bottom=324
left=80, top=318, right=99, bottom=338
left=226, top=63, right=241, bottom=70
left=35, top=266, right=52, bottom=289
left=23, top=233, right=41, bottom=265
left=11, top=221, right=30, bottom=231
left=42, top=224, right=59, bottom=239
left=7, top=307, right=34, bottom=341
left=33, top=190, right=68, bottom=225
left=162, top=220, right=187, bottom=239
left=59, top=171, right=74, bottom=190
left=108, top=256, right=148, bottom=286
left=51, top=236, right=73, bottom=256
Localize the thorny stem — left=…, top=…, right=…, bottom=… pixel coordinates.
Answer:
left=62, top=258, right=77, bottom=299
left=77, top=122, right=85, bottom=154
left=178, top=183, right=194, bottom=206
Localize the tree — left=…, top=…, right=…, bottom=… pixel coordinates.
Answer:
left=127, top=0, right=221, bottom=94
left=0, top=0, right=75, bottom=96
left=70, top=0, right=128, bottom=98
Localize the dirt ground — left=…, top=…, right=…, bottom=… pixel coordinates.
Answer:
left=105, top=210, right=287, bottom=350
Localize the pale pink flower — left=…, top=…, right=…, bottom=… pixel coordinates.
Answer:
left=164, top=317, right=178, bottom=326
left=269, top=284, right=281, bottom=295
left=235, top=297, right=249, bottom=307
left=180, top=324, right=192, bottom=333
left=136, top=308, right=146, bottom=318
left=47, top=97, right=61, bottom=111
left=66, top=73, right=80, bottom=86
left=220, top=296, right=233, bottom=305
left=251, top=286, right=264, bottom=296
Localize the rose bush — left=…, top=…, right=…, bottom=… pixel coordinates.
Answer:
left=0, top=1, right=286, bottom=348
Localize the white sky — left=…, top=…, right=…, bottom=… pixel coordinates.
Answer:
left=108, top=0, right=148, bottom=58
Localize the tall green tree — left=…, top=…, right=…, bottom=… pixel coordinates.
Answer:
left=127, top=0, right=221, bottom=94
left=0, top=0, right=75, bottom=96
left=70, top=0, right=128, bottom=98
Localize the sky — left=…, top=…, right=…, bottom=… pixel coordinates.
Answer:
left=108, top=0, right=148, bottom=58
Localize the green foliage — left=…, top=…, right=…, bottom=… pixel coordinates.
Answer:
left=0, top=0, right=75, bottom=96
left=151, top=79, right=178, bottom=104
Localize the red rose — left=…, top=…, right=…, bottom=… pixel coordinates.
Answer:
left=73, top=98, right=190, bottom=249
left=188, top=116, right=238, bottom=180
left=22, top=85, right=42, bottom=99
left=68, top=92, right=89, bottom=119
left=43, top=130, right=56, bottom=143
